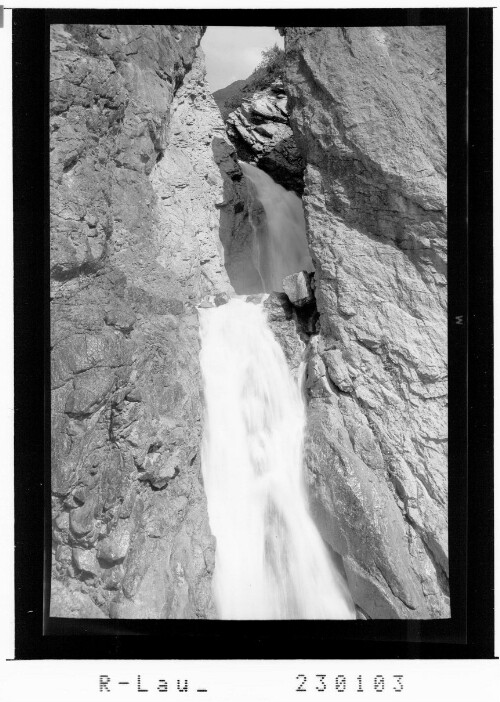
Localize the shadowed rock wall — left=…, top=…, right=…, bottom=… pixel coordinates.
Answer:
left=282, top=26, right=449, bottom=618
left=211, top=138, right=268, bottom=294
left=50, top=24, right=233, bottom=619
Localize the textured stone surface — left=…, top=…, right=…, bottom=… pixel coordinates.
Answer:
left=211, top=136, right=265, bottom=294
left=282, top=26, right=448, bottom=618
left=283, top=270, right=313, bottom=307
left=264, top=293, right=305, bottom=378
left=214, top=79, right=304, bottom=193
left=97, top=520, right=130, bottom=563
left=50, top=24, right=230, bottom=619
left=51, top=579, right=108, bottom=619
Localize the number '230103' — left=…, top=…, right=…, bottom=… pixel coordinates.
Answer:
left=295, top=674, right=403, bottom=693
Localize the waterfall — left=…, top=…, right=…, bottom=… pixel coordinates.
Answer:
left=240, top=162, right=314, bottom=293
left=199, top=298, right=356, bottom=619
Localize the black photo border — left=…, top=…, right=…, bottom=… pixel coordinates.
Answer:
left=13, top=7, right=494, bottom=659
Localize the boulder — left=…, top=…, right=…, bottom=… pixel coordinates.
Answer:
left=214, top=292, right=230, bottom=306
left=97, top=523, right=130, bottom=564
left=72, top=547, right=100, bottom=576
left=282, top=271, right=314, bottom=307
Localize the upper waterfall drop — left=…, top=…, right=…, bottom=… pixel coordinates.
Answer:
left=239, top=162, right=314, bottom=293
left=199, top=298, right=356, bottom=620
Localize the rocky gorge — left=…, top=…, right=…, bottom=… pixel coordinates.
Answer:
left=50, top=24, right=448, bottom=620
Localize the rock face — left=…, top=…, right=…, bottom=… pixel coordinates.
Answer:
left=211, top=137, right=267, bottom=294
left=214, top=79, right=304, bottom=193
left=282, top=27, right=449, bottom=618
left=50, top=24, right=233, bottom=618
left=264, top=293, right=305, bottom=378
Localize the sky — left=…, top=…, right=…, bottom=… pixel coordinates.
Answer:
left=201, top=26, right=284, bottom=93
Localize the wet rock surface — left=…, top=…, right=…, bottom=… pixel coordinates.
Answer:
left=282, top=26, right=449, bottom=618
left=50, top=24, right=230, bottom=619
left=264, top=293, right=305, bottom=378
left=211, top=136, right=266, bottom=294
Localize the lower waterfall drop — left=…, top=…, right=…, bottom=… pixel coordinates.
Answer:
left=200, top=298, right=356, bottom=619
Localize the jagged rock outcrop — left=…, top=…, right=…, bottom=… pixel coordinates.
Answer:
left=214, top=79, right=304, bottom=193
left=50, top=24, right=233, bottom=619
left=281, top=26, right=448, bottom=618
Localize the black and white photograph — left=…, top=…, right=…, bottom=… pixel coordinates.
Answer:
left=47, top=20, right=451, bottom=622
left=7, top=4, right=494, bottom=679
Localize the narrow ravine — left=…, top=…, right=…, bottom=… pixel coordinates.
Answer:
left=49, top=22, right=450, bottom=623
left=199, top=298, right=355, bottom=619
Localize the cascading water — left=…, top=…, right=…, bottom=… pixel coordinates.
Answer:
left=240, top=161, right=314, bottom=292
left=200, top=298, right=355, bottom=619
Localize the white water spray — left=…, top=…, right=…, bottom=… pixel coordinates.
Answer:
left=200, top=298, right=356, bottom=619
left=240, top=162, right=314, bottom=292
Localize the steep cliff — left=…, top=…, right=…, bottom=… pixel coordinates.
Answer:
left=50, top=24, right=233, bottom=619
left=281, top=26, right=448, bottom=618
